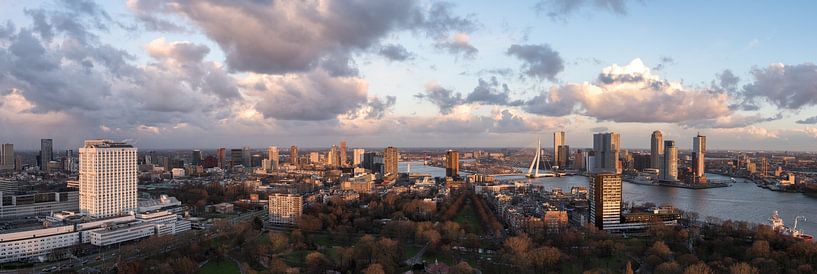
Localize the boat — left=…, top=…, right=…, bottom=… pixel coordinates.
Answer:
left=769, top=211, right=814, bottom=242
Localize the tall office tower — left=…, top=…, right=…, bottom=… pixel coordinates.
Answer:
left=650, top=130, right=664, bottom=170
left=589, top=173, right=622, bottom=230
left=217, top=148, right=226, bottom=169
left=553, top=131, right=565, bottom=168
left=79, top=140, right=137, bottom=218
left=40, top=138, right=53, bottom=171
left=352, top=148, right=365, bottom=167
left=268, top=146, right=279, bottom=170
left=242, top=147, right=251, bottom=167
left=309, top=152, right=319, bottom=164
left=339, top=141, right=347, bottom=167
left=290, top=146, right=298, bottom=165
left=191, top=150, right=203, bottom=166
left=557, top=145, right=570, bottom=169
left=327, top=145, right=339, bottom=166
left=384, top=146, right=399, bottom=176
left=759, top=157, right=769, bottom=177
left=230, top=149, right=243, bottom=167
left=268, top=193, right=303, bottom=225
left=0, top=144, right=13, bottom=170
left=593, top=132, right=621, bottom=174
left=445, top=150, right=459, bottom=178
left=662, top=140, right=678, bottom=181
left=573, top=149, right=586, bottom=171
left=692, top=134, right=706, bottom=178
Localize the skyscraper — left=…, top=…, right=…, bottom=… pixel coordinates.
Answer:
left=290, top=146, right=298, bottom=165
left=593, top=132, right=621, bottom=174
left=79, top=140, right=137, bottom=218
left=589, top=173, right=622, bottom=230
left=553, top=131, right=565, bottom=168
left=217, top=148, right=226, bottom=169
left=191, top=150, right=203, bottom=166
left=445, top=150, right=459, bottom=178
left=328, top=145, right=339, bottom=166
left=339, top=141, right=347, bottom=167
left=40, top=138, right=53, bottom=171
left=557, top=145, right=570, bottom=169
left=692, top=134, right=706, bottom=178
left=759, top=157, right=769, bottom=177
left=309, top=152, right=319, bottom=164
left=352, top=148, right=365, bottom=167
left=230, top=149, right=243, bottom=167
left=0, top=144, right=13, bottom=170
left=650, top=130, right=664, bottom=170
left=268, top=146, right=279, bottom=170
left=384, top=146, right=399, bottom=176
left=242, top=147, right=252, bottom=167
left=662, top=140, right=678, bottom=181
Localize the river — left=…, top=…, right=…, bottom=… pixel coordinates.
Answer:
left=399, top=161, right=817, bottom=236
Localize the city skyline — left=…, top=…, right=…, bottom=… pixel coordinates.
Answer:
left=2, top=1, right=817, bottom=150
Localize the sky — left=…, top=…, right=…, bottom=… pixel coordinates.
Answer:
left=1, top=0, right=817, bottom=151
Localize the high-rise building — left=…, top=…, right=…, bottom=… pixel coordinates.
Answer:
left=191, top=150, right=202, bottom=166
left=328, top=145, right=339, bottom=166
left=352, top=148, right=365, bottom=167
left=759, top=157, right=769, bottom=177
left=339, top=141, right=347, bottom=167
left=384, top=146, right=399, bottom=176
left=79, top=140, right=137, bottom=218
left=269, top=194, right=303, bottom=225
left=650, top=130, right=664, bottom=170
left=557, top=145, right=570, bottom=169
left=573, top=149, right=586, bottom=171
left=553, top=131, right=565, bottom=168
left=242, top=147, right=251, bottom=167
left=662, top=140, right=678, bottom=181
left=593, top=132, right=621, bottom=174
left=0, top=144, right=13, bottom=170
left=589, top=173, right=622, bottom=230
left=692, top=134, right=706, bottom=178
left=217, top=148, right=226, bottom=169
left=445, top=150, right=459, bottom=178
left=309, top=152, right=320, bottom=164
left=290, top=146, right=298, bottom=165
left=268, top=146, right=279, bottom=170
left=40, top=139, right=53, bottom=171
left=230, top=149, right=243, bottom=167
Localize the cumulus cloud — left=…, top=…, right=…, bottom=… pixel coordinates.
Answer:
left=535, top=0, right=636, bottom=20
left=378, top=44, right=414, bottom=61
left=434, top=32, right=478, bottom=58
left=796, top=116, right=817, bottom=124
left=416, top=77, right=523, bottom=113
left=131, top=0, right=477, bottom=74
left=524, top=59, right=736, bottom=125
left=415, top=82, right=463, bottom=114
left=740, top=63, right=817, bottom=110
left=506, top=44, right=564, bottom=81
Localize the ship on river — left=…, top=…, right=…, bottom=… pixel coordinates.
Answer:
left=769, top=211, right=814, bottom=242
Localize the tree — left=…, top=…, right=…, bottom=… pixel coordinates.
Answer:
left=655, top=261, right=680, bottom=274
left=305, top=252, right=331, bottom=274
left=748, top=240, right=770, bottom=258
left=683, top=262, right=713, bottom=274
left=648, top=241, right=671, bottom=259
left=270, top=232, right=289, bottom=253
left=363, top=263, right=385, bottom=274
left=171, top=257, right=198, bottom=274
left=729, top=262, right=759, bottom=274
left=450, top=261, right=475, bottom=274
left=625, top=261, right=634, bottom=274
left=530, top=246, right=562, bottom=271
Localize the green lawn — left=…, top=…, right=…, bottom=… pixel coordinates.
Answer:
left=452, top=201, right=485, bottom=235
left=200, top=260, right=240, bottom=274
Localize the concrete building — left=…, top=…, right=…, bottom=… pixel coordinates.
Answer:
left=445, top=150, right=459, bottom=178
left=352, top=148, right=365, bottom=167
left=593, top=132, right=621, bottom=174
left=79, top=140, right=137, bottom=218
left=230, top=149, right=243, bottom=167
left=0, top=226, right=79, bottom=263
left=191, top=150, right=202, bottom=166
left=553, top=131, right=565, bottom=168
left=268, top=146, right=279, bottom=170
left=589, top=173, right=622, bottom=230
left=0, top=144, right=13, bottom=170
left=339, top=141, right=347, bottom=167
left=309, top=152, right=320, bottom=164
left=384, top=146, right=399, bottom=176
left=269, top=194, right=303, bottom=225
left=290, top=146, right=298, bottom=165
left=171, top=168, right=186, bottom=178
left=0, top=191, right=79, bottom=219
left=662, top=140, right=678, bottom=182
left=40, top=139, right=53, bottom=171
left=650, top=130, right=663, bottom=170
left=557, top=145, right=570, bottom=169
left=693, top=134, right=706, bottom=178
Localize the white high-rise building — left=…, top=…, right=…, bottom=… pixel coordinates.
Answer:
left=269, top=194, right=303, bottom=225
left=553, top=131, right=565, bottom=168
left=662, top=140, right=678, bottom=181
left=79, top=140, right=137, bottom=218
left=593, top=132, right=621, bottom=174
left=650, top=130, right=663, bottom=170
left=0, top=144, right=13, bottom=170
left=352, top=148, right=365, bottom=167
left=267, top=146, right=279, bottom=170
left=693, top=134, right=706, bottom=178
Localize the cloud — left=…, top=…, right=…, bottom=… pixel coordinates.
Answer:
left=133, top=0, right=477, bottom=74
left=416, top=77, right=524, bottom=113
left=651, top=56, right=675, bottom=71
left=248, top=69, right=369, bottom=121
left=415, top=82, right=463, bottom=114
left=145, top=37, right=209, bottom=62
left=378, top=44, right=414, bottom=61
left=740, top=63, right=817, bottom=110
left=434, top=32, right=478, bottom=58
left=524, top=58, right=736, bottom=125
left=796, top=116, right=817, bottom=124
left=506, top=44, right=564, bottom=81
left=535, top=0, right=636, bottom=20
